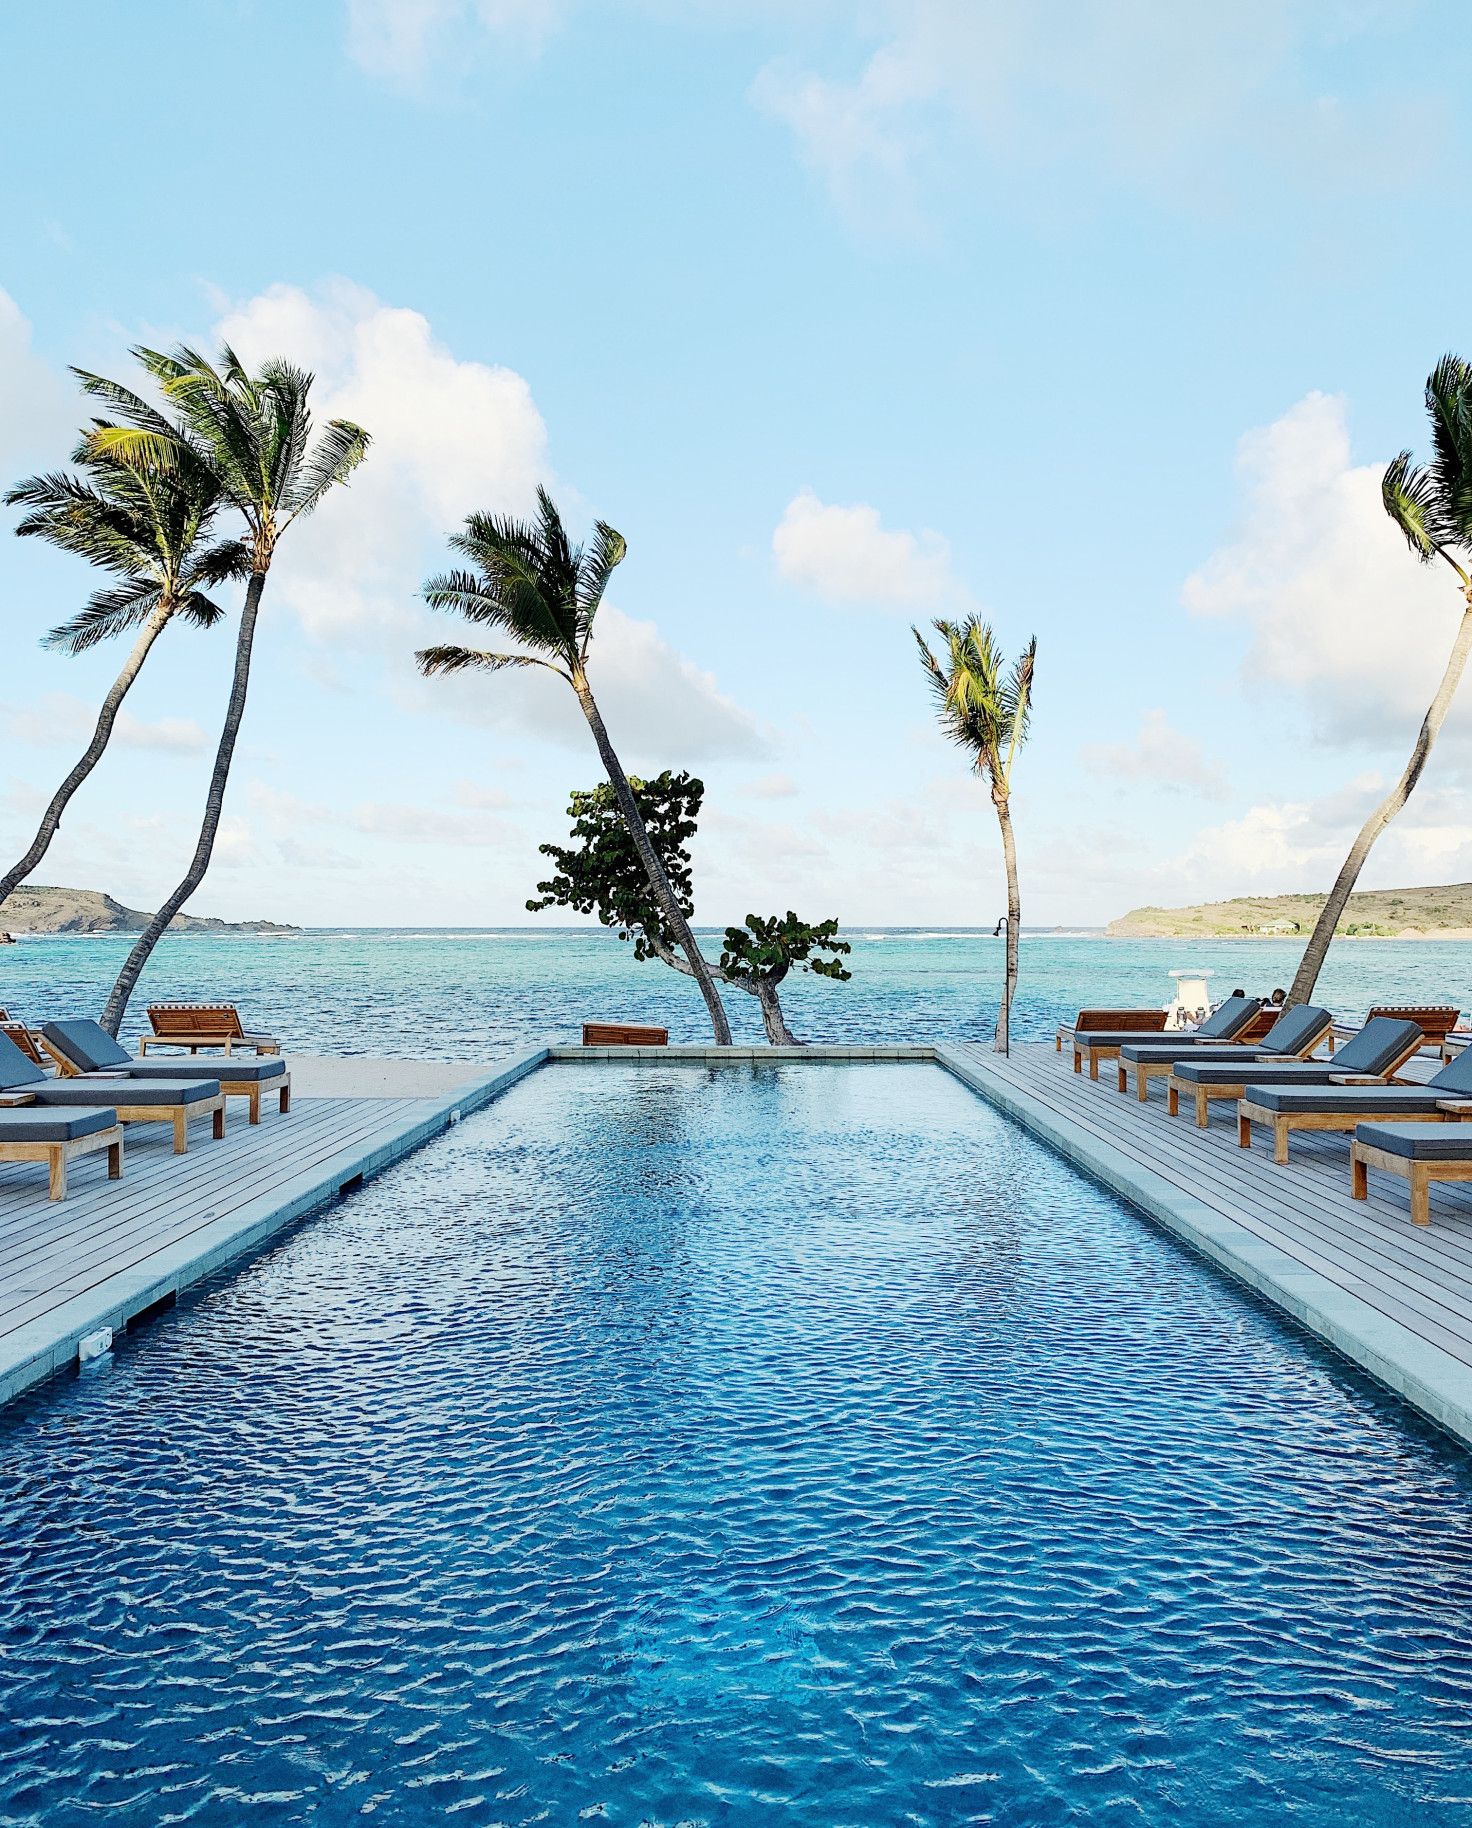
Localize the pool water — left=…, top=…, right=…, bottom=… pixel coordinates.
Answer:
left=5, top=1063, right=1472, bottom=1826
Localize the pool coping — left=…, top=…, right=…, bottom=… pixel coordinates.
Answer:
left=934, top=1042, right=1472, bottom=1454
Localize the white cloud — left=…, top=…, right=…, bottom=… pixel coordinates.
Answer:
left=211, top=279, right=548, bottom=647
left=0, top=286, right=70, bottom=476
left=1077, top=709, right=1229, bottom=800
left=752, top=2, right=1426, bottom=230
left=414, top=602, right=773, bottom=763
left=346, top=0, right=561, bottom=81
left=0, top=694, right=207, bottom=753
left=739, top=772, right=799, bottom=798
left=453, top=779, right=515, bottom=808
left=350, top=799, right=514, bottom=845
left=1182, top=391, right=1463, bottom=745
left=773, top=487, right=959, bottom=609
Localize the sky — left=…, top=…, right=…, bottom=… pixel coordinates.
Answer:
left=4, top=0, right=1472, bottom=929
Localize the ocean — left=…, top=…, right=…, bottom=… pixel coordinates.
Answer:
left=1, top=927, right=1469, bottom=1057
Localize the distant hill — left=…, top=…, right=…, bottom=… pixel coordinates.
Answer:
left=0, top=885, right=300, bottom=937
left=1107, top=884, right=1472, bottom=940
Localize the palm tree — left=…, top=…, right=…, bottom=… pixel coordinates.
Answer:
left=0, top=429, right=246, bottom=918
left=417, top=487, right=733, bottom=1044
left=84, top=346, right=371, bottom=1035
left=915, top=617, right=1037, bottom=1054
left=1289, top=354, right=1472, bottom=1005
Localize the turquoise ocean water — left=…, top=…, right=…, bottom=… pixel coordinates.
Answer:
left=1, top=927, right=1469, bottom=1056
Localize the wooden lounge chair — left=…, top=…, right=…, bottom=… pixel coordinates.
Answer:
left=1167, top=1015, right=1422, bottom=1130
left=0, top=1019, right=49, bottom=1071
left=43, top=1019, right=290, bottom=1125
left=582, top=1023, right=669, bottom=1046
left=0, top=1100, right=123, bottom=1200
left=1364, top=1004, right=1461, bottom=1060
left=0, top=1029, right=223, bottom=1155
left=1352, top=1120, right=1472, bottom=1225
left=1074, top=996, right=1261, bottom=1082
left=1237, top=1040, right=1472, bottom=1164
left=1116, top=1004, right=1329, bottom=1104
left=1060, top=1009, right=1167, bottom=1074
left=140, top=1003, right=280, bottom=1057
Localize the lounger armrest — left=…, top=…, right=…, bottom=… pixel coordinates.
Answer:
left=1437, top=1100, right=1472, bottom=1115
left=1329, top=1074, right=1384, bottom=1085
left=0, top=1092, right=36, bottom=1107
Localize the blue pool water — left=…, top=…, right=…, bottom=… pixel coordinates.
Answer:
left=6, top=1063, right=1472, bottom=1825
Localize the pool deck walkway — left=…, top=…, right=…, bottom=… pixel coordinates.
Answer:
left=0, top=1049, right=546, bottom=1408
left=938, top=1041, right=1472, bottom=1453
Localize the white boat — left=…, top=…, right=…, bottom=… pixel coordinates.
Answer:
left=1164, top=968, right=1214, bottom=1030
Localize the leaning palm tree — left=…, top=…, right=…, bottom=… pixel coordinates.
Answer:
left=84, top=346, right=371, bottom=1034
left=417, top=488, right=733, bottom=1044
left=1289, top=354, right=1472, bottom=1005
left=0, top=431, right=246, bottom=918
left=915, top=617, right=1036, bottom=1054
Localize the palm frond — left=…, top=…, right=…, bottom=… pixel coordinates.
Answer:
left=43, top=579, right=161, bottom=653
left=187, top=538, right=252, bottom=587
left=576, top=519, right=627, bottom=652
left=1382, top=451, right=1441, bottom=561
left=70, top=368, right=178, bottom=440
left=414, top=645, right=555, bottom=677
left=178, top=591, right=229, bottom=630
left=285, top=417, right=372, bottom=517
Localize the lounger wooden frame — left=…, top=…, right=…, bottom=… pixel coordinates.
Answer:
left=79, top=1083, right=227, bottom=1154
left=140, top=1003, right=280, bottom=1056
left=0, top=1122, right=124, bottom=1200
left=1062, top=1010, right=1168, bottom=1074
left=1126, top=1019, right=1334, bottom=1107
left=1238, top=1096, right=1452, bottom=1164
left=1352, top=1135, right=1472, bottom=1226
left=42, top=1040, right=290, bottom=1126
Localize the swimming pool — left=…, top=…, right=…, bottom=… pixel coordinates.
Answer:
left=4, top=1062, right=1472, bottom=1825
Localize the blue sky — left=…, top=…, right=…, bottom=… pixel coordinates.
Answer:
left=3, top=1, right=1472, bottom=928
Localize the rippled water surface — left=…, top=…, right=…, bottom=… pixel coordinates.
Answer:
left=6, top=1063, right=1472, bottom=1826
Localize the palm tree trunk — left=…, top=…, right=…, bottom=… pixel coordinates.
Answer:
left=572, top=677, right=732, bottom=1045
left=994, top=787, right=1021, bottom=1055
left=0, top=601, right=175, bottom=918
left=100, top=572, right=265, bottom=1037
left=1288, top=595, right=1472, bottom=1007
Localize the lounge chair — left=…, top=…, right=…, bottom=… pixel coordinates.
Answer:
left=140, top=1003, right=280, bottom=1057
left=582, top=1023, right=669, bottom=1046
left=1351, top=1121, right=1472, bottom=1225
left=1365, top=1004, right=1462, bottom=1060
left=1237, top=1040, right=1472, bottom=1164
left=1, top=1019, right=49, bottom=1071
left=1167, top=1016, right=1423, bottom=1129
left=1073, top=995, right=1262, bottom=1082
left=0, top=1102, right=123, bottom=1199
left=1115, top=1004, right=1332, bottom=1103
left=1060, top=1008, right=1168, bottom=1069
left=42, top=1018, right=291, bottom=1125
left=0, top=1029, right=224, bottom=1155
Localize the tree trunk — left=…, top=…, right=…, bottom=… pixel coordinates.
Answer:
left=1288, top=595, right=1472, bottom=1007
left=0, top=600, right=176, bottom=919
left=573, top=676, right=732, bottom=1045
left=994, top=786, right=1021, bottom=1055
left=100, top=572, right=266, bottom=1037
left=647, top=936, right=796, bottom=1043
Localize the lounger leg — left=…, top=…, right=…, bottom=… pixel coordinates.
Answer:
left=48, top=1147, right=66, bottom=1201
left=1352, top=1154, right=1368, bottom=1200
left=108, top=1139, right=122, bottom=1179
left=1411, top=1170, right=1430, bottom=1227
left=1117, top=1064, right=1127, bottom=1094
left=1167, top=1081, right=1178, bottom=1115
left=1089, top=1052, right=1099, bottom=1081
left=213, top=1104, right=225, bottom=1140
left=1195, top=1088, right=1209, bottom=1128
left=1238, top=1112, right=1251, bottom=1148
left=1139, top=1070, right=1150, bottom=1104
left=174, top=1109, right=189, bottom=1154
left=248, top=1085, right=261, bottom=1124
left=1275, top=1119, right=1289, bottom=1166
left=279, top=1083, right=290, bottom=1114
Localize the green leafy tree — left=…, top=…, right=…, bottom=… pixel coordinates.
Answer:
left=417, top=487, right=733, bottom=1044
left=83, top=347, right=371, bottom=1034
left=1289, top=355, right=1472, bottom=1005
left=528, top=771, right=851, bottom=1043
left=914, top=617, right=1036, bottom=1054
left=0, top=423, right=246, bottom=920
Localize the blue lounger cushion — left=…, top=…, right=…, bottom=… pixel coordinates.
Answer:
left=1175, top=1017, right=1424, bottom=1087
left=1355, top=1122, right=1472, bottom=1161
left=1123, top=1004, right=1332, bottom=1067
left=29, top=1078, right=220, bottom=1108
left=42, top=1019, right=285, bottom=1083
left=1082, top=996, right=1262, bottom=1050
left=0, top=1106, right=118, bottom=1142
left=1243, top=1086, right=1448, bottom=1115
left=1174, top=1061, right=1347, bottom=1087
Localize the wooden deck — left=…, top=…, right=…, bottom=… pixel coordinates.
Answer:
left=937, top=1042, right=1472, bottom=1450
left=0, top=1050, right=546, bottom=1407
